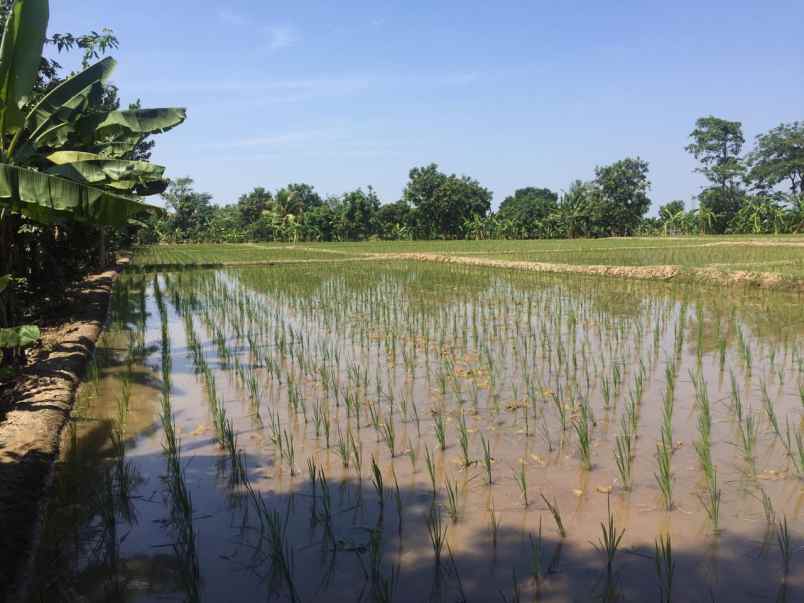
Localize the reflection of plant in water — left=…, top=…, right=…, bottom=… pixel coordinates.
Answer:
left=595, top=496, right=625, bottom=601
left=427, top=504, right=448, bottom=566
left=655, top=533, right=675, bottom=603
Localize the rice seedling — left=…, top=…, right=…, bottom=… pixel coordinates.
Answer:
left=381, top=414, right=397, bottom=457
left=457, top=411, right=472, bottom=467
left=540, top=493, right=566, bottom=538
left=655, top=435, right=673, bottom=511
left=614, top=435, right=632, bottom=490
left=425, top=445, right=437, bottom=494
left=316, top=468, right=333, bottom=528
left=574, top=400, right=593, bottom=470
left=336, top=427, right=351, bottom=468
left=551, top=390, right=568, bottom=432
left=350, top=429, right=363, bottom=478
left=601, top=375, right=612, bottom=409
left=595, top=496, right=625, bottom=581
left=116, top=373, right=131, bottom=432
left=263, top=508, right=299, bottom=602
left=699, top=467, right=721, bottom=533
left=758, top=486, right=776, bottom=526
left=391, top=466, right=403, bottom=529
left=434, top=413, right=447, bottom=450
left=445, top=476, right=460, bottom=521
left=655, top=533, right=675, bottom=603
left=515, top=463, right=529, bottom=508
left=307, top=458, right=317, bottom=500
left=282, top=429, right=296, bottom=476
left=411, top=398, right=422, bottom=436
left=322, top=401, right=332, bottom=448
left=738, top=410, right=758, bottom=471
left=407, top=438, right=418, bottom=473
left=371, top=455, right=384, bottom=511
left=481, top=434, right=493, bottom=484
left=777, top=516, right=791, bottom=577
left=312, top=400, right=323, bottom=438
left=529, top=517, right=544, bottom=583
left=489, top=497, right=501, bottom=548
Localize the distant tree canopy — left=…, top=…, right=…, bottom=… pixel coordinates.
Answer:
left=144, top=116, right=804, bottom=244
left=497, top=188, right=558, bottom=238
left=686, top=116, right=747, bottom=233
left=402, top=163, right=492, bottom=238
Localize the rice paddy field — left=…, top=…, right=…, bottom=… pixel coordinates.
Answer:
left=28, top=240, right=803, bottom=602
left=130, top=237, right=804, bottom=282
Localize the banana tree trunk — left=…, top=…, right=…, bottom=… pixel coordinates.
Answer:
left=0, top=211, right=19, bottom=329
left=97, top=226, right=106, bottom=268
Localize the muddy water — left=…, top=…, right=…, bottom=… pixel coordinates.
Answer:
left=29, top=262, right=803, bottom=602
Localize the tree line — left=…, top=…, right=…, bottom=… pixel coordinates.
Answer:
left=152, top=117, right=804, bottom=243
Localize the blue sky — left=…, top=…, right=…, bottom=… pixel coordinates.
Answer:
left=49, top=1, right=804, bottom=212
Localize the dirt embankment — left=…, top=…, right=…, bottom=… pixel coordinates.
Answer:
left=379, top=253, right=803, bottom=291
left=0, top=264, right=121, bottom=602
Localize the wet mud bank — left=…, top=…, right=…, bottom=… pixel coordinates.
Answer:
left=0, top=264, right=121, bottom=602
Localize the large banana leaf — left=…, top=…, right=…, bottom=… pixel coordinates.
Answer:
left=45, top=150, right=168, bottom=194
left=26, top=56, right=116, bottom=142
left=36, top=107, right=187, bottom=153
left=95, top=108, right=187, bottom=138
left=0, top=163, right=161, bottom=226
left=0, top=0, right=48, bottom=135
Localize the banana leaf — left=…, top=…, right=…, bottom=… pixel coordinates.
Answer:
left=0, top=0, right=48, bottom=134
left=36, top=107, right=187, bottom=153
left=26, top=57, right=116, bottom=142
left=0, top=163, right=161, bottom=226
left=95, top=107, right=187, bottom=138
left=0, top=324, right=40, bottom=348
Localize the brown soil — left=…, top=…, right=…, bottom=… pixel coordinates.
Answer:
left=0, top=263, right=121, bottom=602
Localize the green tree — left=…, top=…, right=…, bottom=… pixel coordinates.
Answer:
left=729, top=194, right=787, bottom=234
left=334, top=187, right=380, bottom=240
left=375, top=200, right=414, bottom=239
left=556, top=180, right=599, bottom=238
left=207, top=205, right=243, bottom=242
left=275, top=182, right=322, bottom=217
left=402, top=163, right=491, bottom=238
left=592, top=157, right=652, bottom=236
left=686, top=116, right=746, bottom=233
left=747, top=122, right=804, bottom=197
left=497, top=187, right=558, bottom=238
left=162, top=178, right=214, bottom=241
left=236, top=186, right=272, bottom=229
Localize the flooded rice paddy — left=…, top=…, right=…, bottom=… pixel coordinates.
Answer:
left=29, top=262, right=802, bottom=602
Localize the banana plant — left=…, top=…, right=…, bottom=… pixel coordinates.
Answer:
left=0, top=273, right=38, bottom=358
left=0, top=0, right=186, bottom=228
